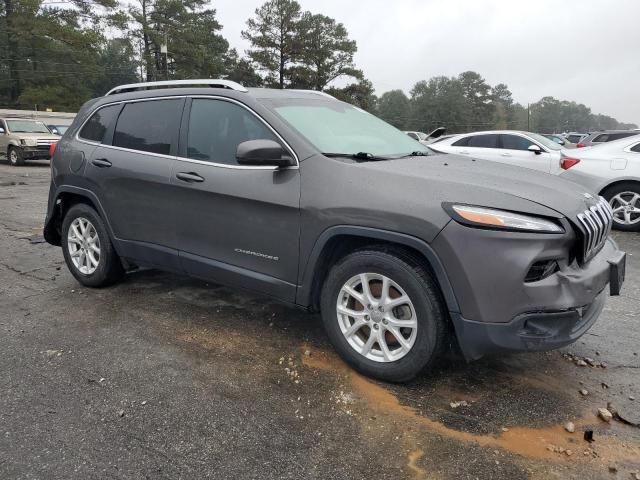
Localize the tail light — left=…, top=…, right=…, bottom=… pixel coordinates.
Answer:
left=560, top=157, right=580, bottom=170
left=576, top=143, right=585, bottom=148
left=49, top=142, right=57, bottom=158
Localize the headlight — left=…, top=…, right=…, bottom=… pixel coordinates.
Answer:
left=447, top=204, right=564, bottom=233
left=20, top=138, right=36, bottom=146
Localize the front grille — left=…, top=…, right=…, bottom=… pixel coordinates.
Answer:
left=36, top=139, right=54, bottom=147
left=576, top=197, right=613, bottom=262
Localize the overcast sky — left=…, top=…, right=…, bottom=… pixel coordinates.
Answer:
left=213, top=0, right=640, bottom=125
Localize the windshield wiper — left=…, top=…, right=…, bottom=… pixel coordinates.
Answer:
left=322, top=152, right=392, bottom=162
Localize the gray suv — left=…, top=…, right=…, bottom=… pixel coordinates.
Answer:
left=44, top=80, right=626, bottom=382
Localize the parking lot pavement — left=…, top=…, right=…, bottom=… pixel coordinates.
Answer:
left=0, top=163, right=639, bottom=480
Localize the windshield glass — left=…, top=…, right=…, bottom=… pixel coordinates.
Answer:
left=7, top=120, right=51, bottom=133
left=267, top=99, right=428, bottom=157
left=528, top=132, right=562, bottom=151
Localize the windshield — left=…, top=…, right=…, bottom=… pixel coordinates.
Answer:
left=528, top=132, right=562, bottom=151
left=267, top=99, right=428, bottom=157
left=7, top=120, right=51, bottom=133
left=49, top=125, right=68, bottom=134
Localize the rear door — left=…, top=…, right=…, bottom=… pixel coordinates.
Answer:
left=171, top=97, right=301, bottom=301
left=84, top=97, right=185, bottom=269
left=499, top=134, right=553, bottom=173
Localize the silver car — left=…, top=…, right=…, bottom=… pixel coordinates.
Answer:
left=559, top=134, right=640, bottom=231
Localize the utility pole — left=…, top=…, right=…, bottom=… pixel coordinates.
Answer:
left=527, top=103, right=531, bottom=131
left=161, top=33, right=169, bottom=80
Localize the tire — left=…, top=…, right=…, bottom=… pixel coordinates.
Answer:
left=8, top=146, right=24, bottom=166
left=61, top=203, right=124, bottom=287
left=320, top=247, right=449, bottom=382
left=602, top=181, right=640, bottom=232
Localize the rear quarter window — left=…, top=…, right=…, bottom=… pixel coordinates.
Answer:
left=79, top=105, right=121, bottom=143
left=452, top=137, right=469, bottom=147
left=631, top=143, right=640, bottom=153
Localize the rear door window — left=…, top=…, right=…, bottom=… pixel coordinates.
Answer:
left=452, top=137, right=469, bottom=147
left=467, top=134, right=499, bottom=148
left=79, top=105, right=121, bottom=143
left=608, top=132, right=636, bottom=141
left=112, top=99, right=183, bottom=155
left=500, top=134, right=535, bottom=151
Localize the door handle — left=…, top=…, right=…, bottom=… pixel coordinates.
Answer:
left=459, top=150, right=469, bottom=155
left=91, top=158, right=112, bottom=168
left=501, top=153, right=512, bottom=157
left=176, top=172, right=205, bottom=183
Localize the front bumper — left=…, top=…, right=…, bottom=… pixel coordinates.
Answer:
left=431, top=220, right=624, bottom=360
left=22, top=147, right=51, bottom=160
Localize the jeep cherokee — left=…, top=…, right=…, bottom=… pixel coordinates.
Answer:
left=43, top=80, right=626, bottom=382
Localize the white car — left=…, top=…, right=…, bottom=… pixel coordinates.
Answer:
left=429, top=130, right=564, bottom=174
left=559, top=134, right=640, bottom=231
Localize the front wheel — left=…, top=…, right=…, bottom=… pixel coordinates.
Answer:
left=320, top=248, right=449, bottom=382
left=602, top=182, right=640, bottom=232
left=61, top=203, right=124, bottom=287
left=8, top=146, right=24, bottom=166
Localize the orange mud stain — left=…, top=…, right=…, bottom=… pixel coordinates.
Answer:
left=407, top=450, right=428, bottom=479
left=302, top=348, right=640, bottom=465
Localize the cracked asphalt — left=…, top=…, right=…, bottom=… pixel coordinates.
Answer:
left=1, top=162, right=639, bottom=480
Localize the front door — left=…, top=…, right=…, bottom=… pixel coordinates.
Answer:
left=499, top=134, right=553, bottom=173
left=171, top=97, right=301, bottom=301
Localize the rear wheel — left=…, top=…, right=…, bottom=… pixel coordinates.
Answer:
left=602, top=182, right=640, bottom=232
left=61, top=203, right=124, bottom=287
left=8, top=146, right=24, bottom=166
left=320, top=248, right=449, bottom=382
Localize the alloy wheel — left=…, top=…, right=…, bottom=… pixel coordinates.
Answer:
left=67, top=217, right=101, bottom=274
left=9, top=149, right=17, bottom=165
left=336, top=273, right=418, bottom=363
left=609, top=192, right=640, bottom=226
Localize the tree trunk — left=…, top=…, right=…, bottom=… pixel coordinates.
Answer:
left=141, top=0, right=153, bottom=81
left=4, top=0, right=21, bottom=102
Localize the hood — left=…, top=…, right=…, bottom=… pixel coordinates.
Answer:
left=357, top=153, right=596, bottom=220
left=11, top=132, right=59, bottom=140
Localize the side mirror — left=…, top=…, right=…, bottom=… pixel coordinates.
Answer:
left=0, top=127, right=4, bottom=134
left=236, top=139, right=295, bottom=167
left=528, top=144, right=542, bottom=155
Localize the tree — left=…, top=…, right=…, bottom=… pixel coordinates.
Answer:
left=241, top=0, right=303, bottom=88
left=126, top=0, right=228, bottom=81
left=490, top=83, right=514, bottom=130
left=408, top=76, right=467, bottom=133
left=377, top=90, right=410, bottom=129
left=289, top=13, right=360, bottom=90
left=326, top=78, right=377, bottom=112
left=224, top=49, right=263, bottom=87
left=458, top=71, right=494, bottom=131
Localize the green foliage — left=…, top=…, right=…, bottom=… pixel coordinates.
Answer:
left=377, top=90, right=410, bottom=129
left=289, top=13, right=360, bottom=90
left=241, top=0, right=303, bottom=88
left=326, top=78, right=377, bottom=112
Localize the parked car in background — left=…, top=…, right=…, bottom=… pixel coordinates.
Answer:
left=0, top=118, right=59, bottom=165
left=559, top=134, right=640, bottom=231
left=576, top=130, right=639, bottom=148
left=543, top=134, right=576, bottom=148
left=43, top=79, right=625, bottom=382
left=47, top=124, right=69, bottom=136
left=564, top=132, right=588, bottom=144
left=405, top=127, right=447, bottom=145
left=429, top=130, right=564, bottom=173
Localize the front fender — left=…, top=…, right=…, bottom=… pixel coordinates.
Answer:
left=295, top=225, right=460, bottom=314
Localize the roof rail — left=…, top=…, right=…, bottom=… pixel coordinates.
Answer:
left=105, top=79, right=249, bottom=96
left=289, top=89, right=337, bottom=100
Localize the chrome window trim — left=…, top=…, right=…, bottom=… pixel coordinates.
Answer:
left=75, top=94, right=300, bottom=170
left=623, top=141, right=640, bottom=153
